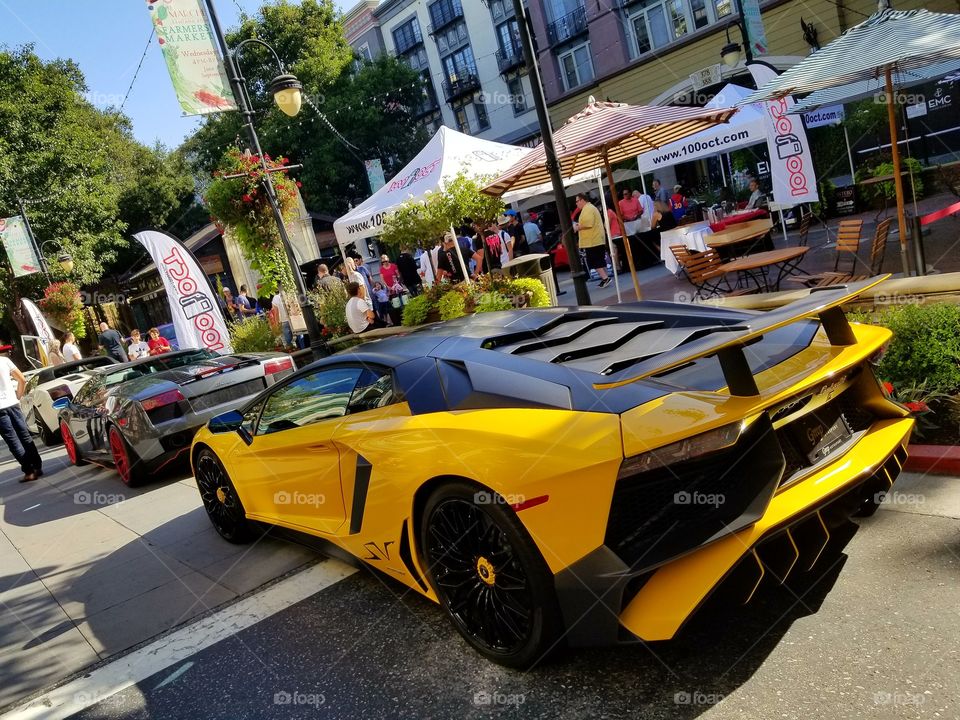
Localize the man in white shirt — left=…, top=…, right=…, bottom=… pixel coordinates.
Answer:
left=635, top=190, right=656, bottom=233
left=271, top=288, right=293, bottom=347
left=127, top=329, right=150, bottom=360
left=345, top=281, right=380, bottom=334
left=418, top=245, right=440, bottom=287
left=0, top=344, right=43, bottom=482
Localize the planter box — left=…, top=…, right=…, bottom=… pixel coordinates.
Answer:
left=904, top=444, right=960, bottom=475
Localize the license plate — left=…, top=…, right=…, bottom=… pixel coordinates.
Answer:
left=788, top=405, right=852, bottom=464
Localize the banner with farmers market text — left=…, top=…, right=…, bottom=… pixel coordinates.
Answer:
left=133, top=229, right=233, bottom=354
left=0, top=216, right=42, bottom=277
left=146, top=0, right=237, bottom=116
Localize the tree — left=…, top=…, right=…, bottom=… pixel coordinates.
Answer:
left=182, top=1, right=427, bottom=214
left=0, top=46, right=199, bottom=338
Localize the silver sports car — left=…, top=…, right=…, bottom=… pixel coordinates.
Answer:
left=57, top=348, right=295, bottom=485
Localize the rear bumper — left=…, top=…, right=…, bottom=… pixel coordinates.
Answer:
left=554, top=417, right=913, bottom=646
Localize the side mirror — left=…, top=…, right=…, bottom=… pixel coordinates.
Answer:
left=208, top=409, right=253, bottom=445
left=52, top=397, right=71, bottom=411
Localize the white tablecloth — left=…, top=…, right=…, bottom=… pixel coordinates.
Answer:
left=659, top=222, right=714, bottom=274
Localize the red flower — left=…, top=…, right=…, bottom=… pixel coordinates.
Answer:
left=904, top=401, right=929, bottom=414
left=242, top=194, right=252, bottom=203
left=296, top=181, right=303, bottom=188
left=882, top=381, right=894, bottom=395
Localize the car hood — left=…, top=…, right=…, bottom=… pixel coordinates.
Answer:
left=113, top=354, right=278, bottom=401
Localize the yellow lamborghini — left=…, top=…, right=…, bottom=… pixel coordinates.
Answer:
left=191, top=277, right=911, bottom=667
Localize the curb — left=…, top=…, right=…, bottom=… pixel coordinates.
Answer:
left=904, top=444, right=960, bottom=475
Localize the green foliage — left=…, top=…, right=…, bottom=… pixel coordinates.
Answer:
left=851, top=303, right=960, bottom=392
left=855, top=157, right=924, bottom=204
left=401, top=294, right=430, bottom=327
left=504, top=277, right=550, bottom=308
left=309, top=285, right=350, bottom=337
left=380, top=173, right=503, bottom=252
left=228, top=315, right=279, bottom=352
left=438, top=290, right=467, bottom=321
left=205, top=149, right=298, bottom=295
left=182, top=3, right=427, bottom=215
left=38, top=282, right=85, bottom=338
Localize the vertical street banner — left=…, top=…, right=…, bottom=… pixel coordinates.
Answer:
left=0, top=216, right=42, bottom=277
left=133, top=229, right=233, bottom=354
left=740, top=0, right=769, bottom=57
left=747, top=62, right=819, bottom=204
left=21, top=298, right=55, bottom=346
left=146, top=0, right=237, bottom=116
left=365, top=159, right=387, bottom=192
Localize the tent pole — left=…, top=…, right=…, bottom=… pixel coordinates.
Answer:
left=843, top=124, right=856, bottom=181
left=597, top=176, right=622, bottom=304
left=604, top=152, right=641, bottom=300
left=450, top=225, right=471, bottom=284
left=885, top=66, right=910, bottom=275
left=640, top=168, right=648, bottom=196
left=778, top=206, right=788, bottom=245
left=719, top=152, right=727, bottom=187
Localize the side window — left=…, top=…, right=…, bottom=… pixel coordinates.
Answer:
left=241, top=399, right=264, bottom=436
left=348, top=368, right=397, bottom=414
left=256, top=367, right=362, bottom=436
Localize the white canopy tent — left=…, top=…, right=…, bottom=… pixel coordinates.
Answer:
left=637, top=84, right=767, bottom=176
left=333, top=126, right=531, bottom=262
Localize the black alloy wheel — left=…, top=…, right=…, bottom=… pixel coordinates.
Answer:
left=195, top=449, right=254, bottom=543
left=420, top=482, right=563, bottom=668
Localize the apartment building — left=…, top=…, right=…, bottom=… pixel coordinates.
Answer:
left=527, top=0, right=959, bottom=125
left=344, top=0, right=542, bottom=146
left=344, top=0, right=387, bottom=61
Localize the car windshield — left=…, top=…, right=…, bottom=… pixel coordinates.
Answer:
left=101, top=349, right=217, bottom=387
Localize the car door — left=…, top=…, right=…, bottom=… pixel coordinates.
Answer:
left=68, top=376, right=112, bottom=459
left=230, top=366, right=365, bottom=535
left=20, top=375, right=40, bottom=429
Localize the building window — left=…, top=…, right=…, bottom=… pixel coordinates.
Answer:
left=558, top=42, right=593, bottom=91
left=435, top=20, right=469, bottom=55
left=714, top=0, right=732, bottom=18
left=475, top=101, right=490, bottom=130
left=627, top=0, right=733, bottom=58
left=358, top=43, right=372, bottom=61
left=422, top=110, right=443, bottom=134
left=429, top=0, right=464, bottom=33
left=496, top=19, right=521, bottom=58
left=443, top=46, right=478, bottom=83
left=507, top=75, right=527, bottom=115
left=453, top=103, right=471, bottom=134
left=392, top=17, right=423, bottom=55
left=489, top=0, right=513, bottom=20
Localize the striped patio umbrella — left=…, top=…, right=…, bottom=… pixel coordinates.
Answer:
left=742, top=9, right=960, bottom=274
left=484, top=99, right=736, bottom=299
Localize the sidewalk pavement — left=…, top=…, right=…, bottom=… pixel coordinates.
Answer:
left=0, top=444, right=315, bottom=711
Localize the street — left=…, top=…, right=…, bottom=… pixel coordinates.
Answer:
left=1, top=445, right=957, bottom=719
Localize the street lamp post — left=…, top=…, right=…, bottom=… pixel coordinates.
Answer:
left=720, top=0, right=753, bottom=68
left=203, top=0, right=329, bottom=360
left=512, top=0, right=591, bottom=306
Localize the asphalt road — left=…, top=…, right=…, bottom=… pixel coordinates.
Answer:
left=51, top=471, right=959, bottom=720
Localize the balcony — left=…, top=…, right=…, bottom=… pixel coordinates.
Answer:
left=442, top=73, right=481, bottom=102
left=496, top=46, right=525, bottom=74
left=546, top=5, right=588, bottom=47
left=428, top=0, right=464, bottom=35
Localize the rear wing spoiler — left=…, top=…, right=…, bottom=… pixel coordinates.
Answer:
left=595, top=275, right=888, bottom=396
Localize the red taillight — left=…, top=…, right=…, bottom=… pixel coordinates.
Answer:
left=264, top=357, right=294, bottom=375
left=141, top=389, right=185, bottom=412
left=48, top=385, right=73, bottom=401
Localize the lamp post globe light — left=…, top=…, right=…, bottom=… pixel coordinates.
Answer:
left=203, top=0, right=328, bottom=360
left=39, top=239, right=73, bottom=278
left=720, top=0, right=752, bottom=67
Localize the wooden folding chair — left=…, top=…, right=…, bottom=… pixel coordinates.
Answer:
left=797, top=212, right=812, bottom=246
left=833, top=218, right=864, bottom=272
left=801, top=218, right=891, bottom=288
left=671, top=245, right=743, bottom=299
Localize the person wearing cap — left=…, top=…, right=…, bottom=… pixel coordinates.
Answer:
left=504, top=209, right=529, bottom=258
left=0, top=344, right=43, bottom=482
left=670, top=185, right=688, bottom=222
left=522, top=213, right=545, bottom=254
left=496, top=215, right=515, bottom=261
left=379, top=255, right=400, bottom=288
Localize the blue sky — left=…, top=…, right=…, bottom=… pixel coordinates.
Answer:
left=0, top=0, right=349, bottom=149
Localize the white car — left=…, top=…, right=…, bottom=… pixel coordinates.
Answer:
left=20, top=356, right=119, bottom=445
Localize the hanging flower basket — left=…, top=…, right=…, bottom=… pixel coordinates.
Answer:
left=39, top=282, right=86, bottom=339
left=204, top=148, right=301, bottom=295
